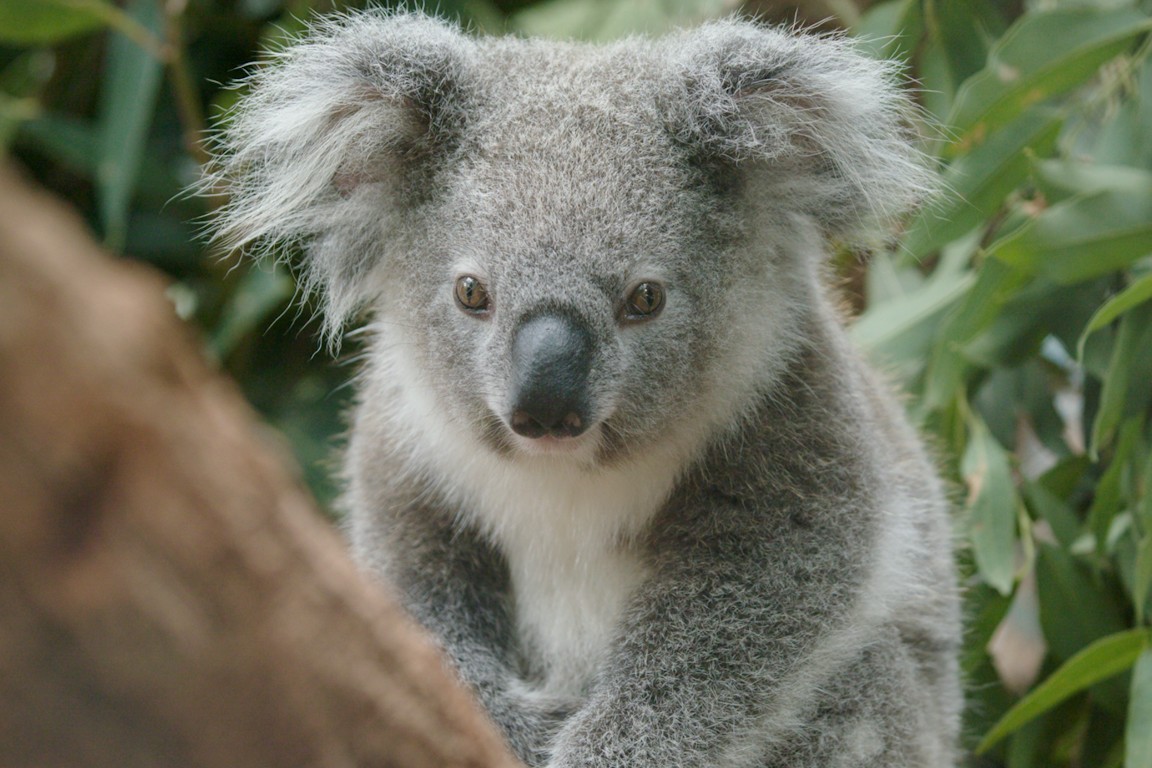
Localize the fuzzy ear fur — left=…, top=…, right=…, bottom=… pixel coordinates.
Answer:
left=666, top=20, right=933, bottom=239
left=203, top=12, right=471, bottom=338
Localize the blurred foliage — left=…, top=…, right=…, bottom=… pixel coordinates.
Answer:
left=2, top=0, right=1151, bottom=765
left=853, top=1, right=1152, bottom=765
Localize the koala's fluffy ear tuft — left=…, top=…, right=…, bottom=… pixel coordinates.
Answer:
left=666, top=19, right=934, bottom=241
left=202, top=12, right=472, bottom=341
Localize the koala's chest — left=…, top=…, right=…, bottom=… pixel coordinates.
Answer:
left=503, top=536, right=648, bottom=696
left=459, top=466, right=664, bottom=696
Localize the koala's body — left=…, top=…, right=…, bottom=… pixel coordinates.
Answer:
left=210, top=12, right=962, bottom=767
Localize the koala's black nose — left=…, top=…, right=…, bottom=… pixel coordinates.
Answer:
left=508, top=313, right=593, bottom=440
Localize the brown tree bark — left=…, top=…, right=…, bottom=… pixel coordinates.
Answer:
left=0, top=163, right=521, bottom=768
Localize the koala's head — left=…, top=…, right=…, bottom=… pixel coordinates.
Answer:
left=207, top=13, right=929, bottom=467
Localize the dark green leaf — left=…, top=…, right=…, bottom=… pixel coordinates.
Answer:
left=1024, top=480, right=1082, bottom=550
left=963, top=414, right=1019, bottom=595
left=211, top=264, right=297, bottom=359
left=854, top=0, right=922, bottom=63
left=1078, top=273, right=1152, bottom=360
left=1035, top=543, right=1129, bottom=662
left=926, top=0, right=991, bottom=89
left=96, top=0, right=165, bottom=251
left=1091, top=304, right=1152, bottom=455
left=923, top=258, right=1028, bottom=411
left=0, top=0, right=109, bottom=44
left=977, top=629, right=1149, bottom=753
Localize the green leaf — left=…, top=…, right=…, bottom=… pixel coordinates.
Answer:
left=925, top=0, right=991, bottom=90
left=852, top=269, right=975, bottom=352
left=0, top=0, right=109, bottom=44
left=1091, top=55, right=1152, bottom=169
left=988, top=188, right=1152, bottom=285
left=1091, top=304, right=1152, bottom=455
left=853, top=0, right=921, bottom=63
left=964, top=278, right=1095, bottom=369
left=977, top=629, right=1150, bottom=754
left=923, top=258, right=1029, bottom=411
left=947, top=8, right=1152, bottom=157
left=963, top=414, right=1018, bottom=595
left=902, top=109, right=1061, bottom=259
left=96, top=0, right=165, bottom=251
left=1023, top=479, right=1083, bottom=551
left=1036, top=543, right=1130, bottom=662
left=210, top=264, right=296, bottom=359
left=1126, top=650, right=1152, bottom=768
left=19, top=115, right=99, bottom=175
left=1078, top=272, right=1152, bottom=360
left=1088, top=420, right=1144, bottom=557
left=1135, top=535, right=1152, bottom=628
left=1033, top=160, right=1152, bottom=205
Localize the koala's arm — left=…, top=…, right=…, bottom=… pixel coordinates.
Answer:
left=353, top=501, right=575, bottom=765
left=548, top=491, right=887, bottom=768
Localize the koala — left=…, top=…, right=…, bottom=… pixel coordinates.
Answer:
left=207, top=11, right=962, bottom=767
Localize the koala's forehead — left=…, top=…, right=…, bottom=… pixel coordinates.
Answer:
left=442, top=39, right=707, bottom=275
left=470, top=40, right=672, bottom=159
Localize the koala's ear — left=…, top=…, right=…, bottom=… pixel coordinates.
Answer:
left=203, top=12, right=472, bottom=338
left=666, top=20, right=933, bottom=240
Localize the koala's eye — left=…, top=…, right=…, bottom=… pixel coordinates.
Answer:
left=455, top=275, right=490, bottom=314
left=622, top=281, right=665, bottom=322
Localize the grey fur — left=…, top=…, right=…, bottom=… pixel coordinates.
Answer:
left=206, top=12, right=961, bottom=767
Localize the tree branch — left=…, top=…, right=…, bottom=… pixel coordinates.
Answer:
left=0, top=163, right=520, bottom=768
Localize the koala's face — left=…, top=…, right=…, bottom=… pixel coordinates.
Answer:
left=210, top=14, right=929, bottom=466
left=390, top=46, right=757, bottom=465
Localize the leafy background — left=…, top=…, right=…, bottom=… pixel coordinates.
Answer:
left=2, top=0, right=1151, bottom=764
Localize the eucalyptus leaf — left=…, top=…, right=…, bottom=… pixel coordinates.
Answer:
left=96, top=0, right=165, bottom=251
left=1023, top=480, right=1081, bottom=551
left=988, top=188, right=1152, bottom=285
left=0, top=0, right=109, bottom=44
left=1078, top=273, right=1152, bottom=360
left=853, top=0, right=921, bottom=63
left=1127, top=650, right=1152, bottom=768
left=1091, top=304, right=1152, bottom=455
left=923, top=258, right=1028, bottom=411
left=1033, top=161, right=1152, bottom=205
left=963, top=415, right=1019, bottom=595
left=926, top=0, right=990, bottom=90
left=211, top=264, right=297, bottom=359
left=947, top=8, right=1152, bottom=157
left=1036, top=543, right=1130, bottom=663
left=1135, top=535, right=1152, bottom=628
left=902, top=109, right=1061, bottom=260
left=851, top=269, right=974, bottom=353
left=977, top=629, right=1149, bottom=754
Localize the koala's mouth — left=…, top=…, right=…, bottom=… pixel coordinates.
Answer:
left=510, top=423, right=600, bottom=455
left=475, top=405, right=606, bottom=463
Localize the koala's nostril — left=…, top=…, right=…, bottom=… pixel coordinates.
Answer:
left=509, top=409, right=586, bottom=440
left=510, top=409, right=547, bottom=439
left=561, top=412, right=582, bottom=433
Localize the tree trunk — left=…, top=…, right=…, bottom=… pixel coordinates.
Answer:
left=0, top=164, right=520, bottom=768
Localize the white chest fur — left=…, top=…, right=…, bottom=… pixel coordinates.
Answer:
left=449, top=450, right=680, bottom=696
left=433, top=441, right=686, bottom=695
left=504, top=525, right=649, bottom=694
